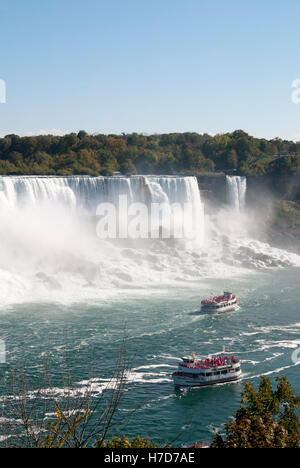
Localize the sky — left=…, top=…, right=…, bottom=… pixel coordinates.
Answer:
left=1, top=0, right=300, bottom=140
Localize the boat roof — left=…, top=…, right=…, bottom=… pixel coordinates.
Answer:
left=180, top=354, right=239, bottom=362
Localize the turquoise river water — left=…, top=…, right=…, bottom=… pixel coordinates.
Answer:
left=0, top=268, right=299, bottom=446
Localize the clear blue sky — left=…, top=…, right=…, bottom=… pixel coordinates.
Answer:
left=1, top=0, right=300, bottom=140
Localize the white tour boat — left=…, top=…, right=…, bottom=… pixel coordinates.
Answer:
left=201, top=291, right=238, bottom=313
left=172, top=353, right=242, bottom=388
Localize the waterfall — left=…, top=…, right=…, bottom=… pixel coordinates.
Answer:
left=226, top=176, right=247, bottom=211
left=0, top=175, right=205, bottom=244
left=0, top=175, right=299, bottom=305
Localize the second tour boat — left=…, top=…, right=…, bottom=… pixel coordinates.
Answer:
left=201, top=291, right=238, bottom=313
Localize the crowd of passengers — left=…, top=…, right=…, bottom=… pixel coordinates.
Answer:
left=182, top=356, right=238, bottom=369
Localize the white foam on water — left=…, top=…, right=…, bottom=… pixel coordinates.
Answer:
left=265, top=353, right=284, bottom=361
left=252, top=323, right=300, bottom=334
left=132, top=364, right=175, bottom=371
left=241, top=360, right=260, bottom=365
left=254, top=340, right=300, bottom=351
left=0, top=175, right=299, bottom=306
left=248, top=361, right=300, bottom=380
left=2, top=369, right=173, bottom=403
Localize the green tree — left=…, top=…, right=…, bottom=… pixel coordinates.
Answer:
left=95, top=436, right=157, bottom=448
left=0, top=130, right=298, bottom=176
left=226, top=149, right=238, bottom=169
left=0, top=160, right=17, bottom=174
left=234, top=137, right=252, bottom=162
left=120, top=158, right=137, bottom=175
left=270, top=156, right=293, bottom=174
left=135, top=150, right=158, bottom=173
left=211, top=376, right=300, bottom=448
left=127, top=133, right=139, bottom=146
left=77, top=130, right=88, bottom=140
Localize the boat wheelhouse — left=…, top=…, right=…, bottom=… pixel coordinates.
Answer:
left=201, top=291, right=238, bottom=313
left=172, top=353, right=242, bottom=388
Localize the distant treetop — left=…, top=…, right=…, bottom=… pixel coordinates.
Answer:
left=0, top=130, right=299, bottom=176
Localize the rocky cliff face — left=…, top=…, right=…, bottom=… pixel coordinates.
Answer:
left=196, top=174, right=227, bottom=207
left=247, top=174, right=300, bottom=205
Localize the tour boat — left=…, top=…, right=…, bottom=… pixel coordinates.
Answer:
left=201, top=291, right=238, bottom=313
left=172, top=353, right=242, bottom=388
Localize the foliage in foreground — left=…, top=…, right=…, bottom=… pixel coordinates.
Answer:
left=211, top=376, right=300, bottom=448
left=2, top=363, right=299, bottom=448
left=0, top=337, right=129, bottom=448
left=98, top=377, right=300, bottom=449
left=94, top=436, right=157, bottom=448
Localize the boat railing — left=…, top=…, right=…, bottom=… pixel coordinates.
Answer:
left=179, top=357, right=239, bottom=370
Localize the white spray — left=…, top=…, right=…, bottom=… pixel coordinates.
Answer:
left=226, top=176, right=247, bottom=212
left=0, top=175, right=298, bottom=305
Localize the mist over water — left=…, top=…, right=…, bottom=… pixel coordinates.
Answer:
left=0, top=175, right=299, bottom=306
left=0, top=175, right=300, bottom=445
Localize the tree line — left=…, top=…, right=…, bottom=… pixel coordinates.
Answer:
left=0, top=129, right=300, bottom=176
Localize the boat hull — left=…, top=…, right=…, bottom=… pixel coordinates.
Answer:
left=173, top=373, right=242, bottom=388
left=201, top=304, right=238, bottom=314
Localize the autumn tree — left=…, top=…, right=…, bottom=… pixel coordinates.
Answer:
left=211, top=376, right=300, bottom=449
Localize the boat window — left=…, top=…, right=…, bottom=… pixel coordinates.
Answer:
left=235, top=367, right=240, bottom=372
left=214, top=371, right=220, bottom=376
left=206, top=373, right=212, bottom=377
left=221, top=370, right=228, bottom=375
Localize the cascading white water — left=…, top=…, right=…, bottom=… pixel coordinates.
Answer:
left=0, top=175, right=298, bottom=305
left=226, top=176, right=247, bottom=212
left=0, top=175, right=204, bottom=243
left=143, top=177, right=204, bottom=243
